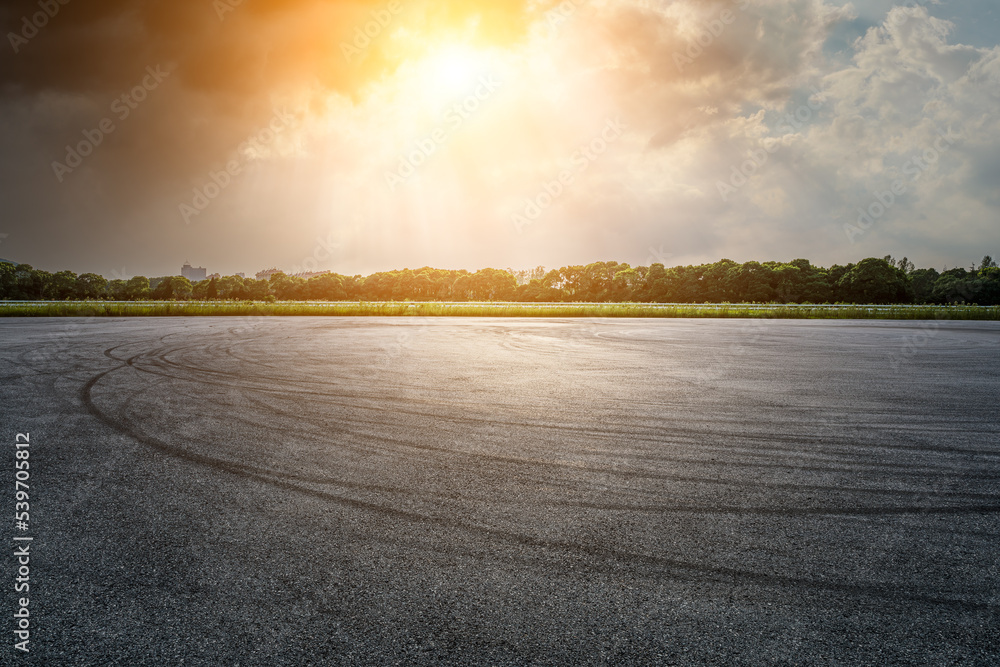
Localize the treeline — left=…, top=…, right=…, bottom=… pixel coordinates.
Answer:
left=2, top=256, right=998, bottom=305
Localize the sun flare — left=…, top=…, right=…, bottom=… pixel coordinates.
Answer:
left=405, top=43, right=497, bottom=110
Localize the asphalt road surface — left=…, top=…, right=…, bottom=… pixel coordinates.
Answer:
left=2, top=317, right=999, bottom=665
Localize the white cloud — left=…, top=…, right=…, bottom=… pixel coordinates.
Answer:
left=211, top=0, right=1000, bottom=272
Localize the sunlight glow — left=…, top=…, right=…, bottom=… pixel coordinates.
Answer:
left=407, top=44, right=496, bottom=110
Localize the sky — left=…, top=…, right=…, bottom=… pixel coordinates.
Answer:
left=0, top=0, right=998, bottom=279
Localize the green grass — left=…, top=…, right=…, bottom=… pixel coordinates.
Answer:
left=1, top=301, right=998, bottom=319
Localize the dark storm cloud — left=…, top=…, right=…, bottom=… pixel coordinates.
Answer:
left=0, top=0, right=536, bottom=272
left=0, top=0, right=996, bottom=276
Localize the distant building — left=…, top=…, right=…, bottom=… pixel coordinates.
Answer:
left=207, top=273, right=221, bottom=281
left=292, top=270, right=331, bottom=279
left=256, top=268, right=282, bottom=281
left=181, top=262, right=207, bottom=282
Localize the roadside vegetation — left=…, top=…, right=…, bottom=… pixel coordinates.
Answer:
left=1, top=302, right=998, bottom=320
left=1, top=255, right=999, bottom=317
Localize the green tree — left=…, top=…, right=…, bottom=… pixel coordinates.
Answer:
left=124, top=277, right=150, bottom=300
left=836, top=258, right=913, bottom=303
left=191, top=279, right=211, bottom=300
left=75, top=273, right=108, bottom=300
left=151, top=276, right=193, bottom=300
left=641, top=263, right=669, bottom=302
left=0, top=262, right=16, bottom=299
left=931, top=273, right=978, bottom=304
left=11, top=264, right=45, bottom=300
left=106, top=279, right=129, bottom=300
left=466, top=268, right=516, bottom=301
left=215, top=276, right=242, bottom=299
left=909, top=268, right=939, bottom=304
left=245, top=279, right=271, bottom=301
left=46, top=270, right=78, bottom=300
left=977, top=266, right=1000, bottom=305
left=270, top=273, right=306, bottom=300
left=307, top=273, right=348, bottom=301
left=884, top=255, right=915, bottom=274
left=610, top=267, right=641, bottom=301
left=726, top=261, right=776, bottom=302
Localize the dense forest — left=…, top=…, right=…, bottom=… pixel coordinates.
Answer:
left=1, top=256, right=998, bottom=305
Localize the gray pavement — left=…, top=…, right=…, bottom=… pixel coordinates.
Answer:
left=1, top=317, right=999, bottom=665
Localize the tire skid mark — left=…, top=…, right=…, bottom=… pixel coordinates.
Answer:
left=126, top=383, right=470, bottom=503
left=114, top=330, right=990, bottom=449
left=106, top=348, right=1000, bottom=502
left=121, top=343, right=1000, bottom=465
left=85, top=364, right=499, bottom=500
left=79, top=352, right=999, bottom=613
left=551, top=500, right=1000, bottom=517
left=231, top=389, right=1000, bottom=505
left=107, top=351, right=1000, bottom=480
left=80, top=369, right=997, bottom=611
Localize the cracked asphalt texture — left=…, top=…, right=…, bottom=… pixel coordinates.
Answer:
left=1, top=317, right=998, bottom=665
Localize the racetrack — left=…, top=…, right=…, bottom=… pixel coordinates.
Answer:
left=2, top=317, right=999, bottom=665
